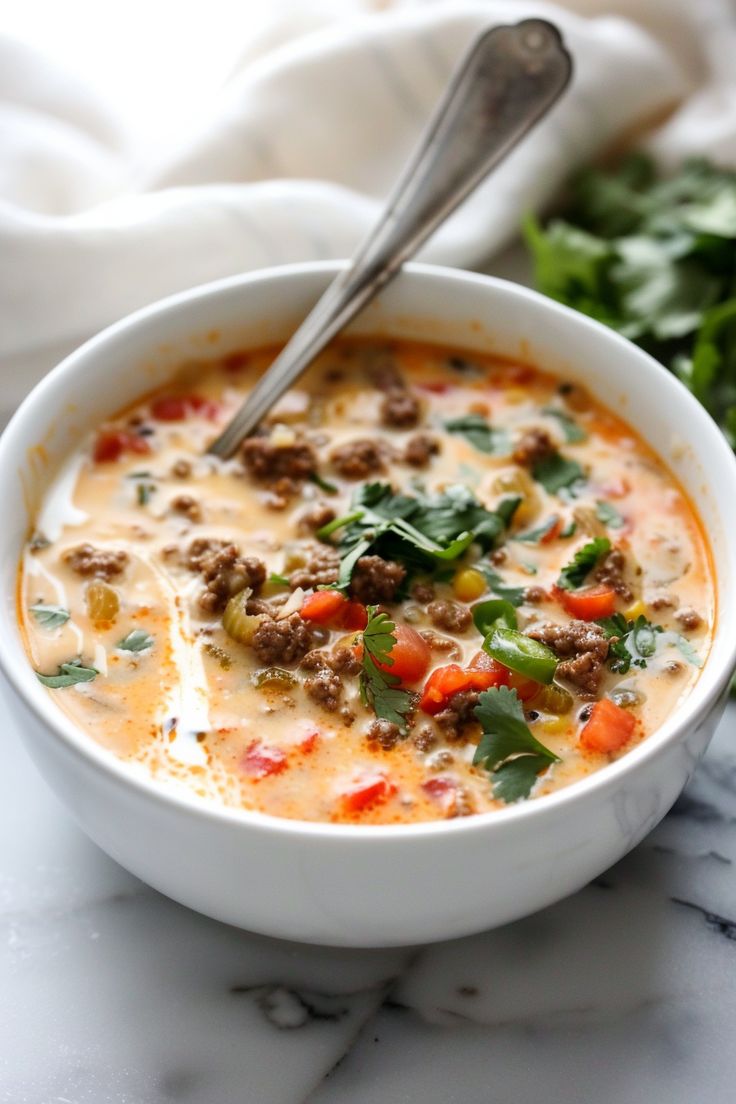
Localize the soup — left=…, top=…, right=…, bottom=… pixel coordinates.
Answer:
left=19, top=339, right=713, bottom=824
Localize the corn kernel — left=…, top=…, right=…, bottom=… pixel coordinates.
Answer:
left=453, top=568, right=486, bottom=602
left=624, top=599, right=646, bottom=621
left=538, top=714, right=568, bottom=735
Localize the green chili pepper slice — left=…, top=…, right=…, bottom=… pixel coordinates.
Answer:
left=472, top=598, right=517, bottom=637
left=483, top=627, right=558, bottom=684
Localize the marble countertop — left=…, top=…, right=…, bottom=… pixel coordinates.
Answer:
left=3, top=679, right=736, bottom=1104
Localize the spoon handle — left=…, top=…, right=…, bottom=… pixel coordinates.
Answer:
left=208, top=18, right=572, bottom=458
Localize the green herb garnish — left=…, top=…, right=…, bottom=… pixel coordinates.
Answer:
left=473, top=686, right=560, bottom=802
left=136, top=482, right=156, bottom=506
left=475, top=565, right=526, bottom=607
left=117, top=629, right=154, bottom=653
left=319, top=482, right=519, bottom=590
left=443, top=414, right=510, bottom=456
left=674, top=633, right=703, bottom=668
left=597, top=613, right=662, bottom=673
left=532, top=451, right=585, bottom=495
left=524, top=154, right=736, bottom=449
left=595, top=500, right=625, bottom=529
left=557, top=537, right=611, bottom=591
left=515, top=515, right=560, bottom=544
left=37, top=659, right=98, bottom=688
left=29, top=603, right=70, bottom=629
left=542, top=405, right=586, bottom=443
left=359, top=607, right=413, bottom=731
left=472, top=598, right=517, bottom=636
left=268, top=572, right=290, bottom=587
left=309, top=471, right=338, bottom=495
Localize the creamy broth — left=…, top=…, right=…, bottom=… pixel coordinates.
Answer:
left=19, top=340, right=714, bottom=824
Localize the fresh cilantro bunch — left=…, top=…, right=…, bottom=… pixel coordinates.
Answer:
left=524, top=154, right=736, bottom=447
left=318, top=482, right=520, bottom=590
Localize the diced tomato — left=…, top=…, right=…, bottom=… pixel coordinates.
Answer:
left=420, top=656, right=509, bottom=715
left=507, top=671, right=541, bottom=701
left=297, top=729, right=320, bottom=754
left=92, top=429, right=151, bottom=463
left=299, top=591, right=368, bottom=631
left=339, top=773, right=396, bottom=814
left=241, top=741, right=288, bottom=778
left=580, top=698, right=636, bottom=754
left=600, top=477, right=630, bottom=499
left=300, top=590, right=347, bottom=624
left=418, top=381, right=450, bottom=394
left=421, top=776, right=457, bottom=809
left=150, top=394, right=220, bottom=422
left=340, top=601, right=369, bottom=631
left=374, top=624, right=431, bottom=685
left=540, top=517, right=563, bottom=544
left=554, top=584, right=616, bottom=620
left=221, top=351, right=250, bottom=373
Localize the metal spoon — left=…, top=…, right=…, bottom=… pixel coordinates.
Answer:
left=208, top=18, right=572, bottom=459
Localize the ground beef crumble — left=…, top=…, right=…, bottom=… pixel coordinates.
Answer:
left=366, top=718, right=403, bottom=750
left=350, top=555, right=406, bottom=605
left=197, top=544, right=267, bottom=613
left=403, top=433, right=440, bottom=468
left=298, top=502, right=336, bottom=533
left=427, top=599, right=472, bottom=633
left=330, top=439, right=388, bottom=480
left=434, top=689, right=482, bottom=742
left=170, top=494, right=202, bottom=522
left=527, top=619, right=609, bottom=697
left=241, top=434, right=316, bottom=483
left=512, top=427, right=555, bottom=468
left=593, top=546, right=634, bottom=601
left=380, top=388, right=421, bottom=428
left=251, top=613, right=313, bottom=665
left=63, top=543, right=128, bottom=580
left=674, top=606, right=702, bottom=630
left=288, top=545, right=340, bottom=590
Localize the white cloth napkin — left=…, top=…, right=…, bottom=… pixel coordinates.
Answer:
left=2, top=0, right=735, bottom=398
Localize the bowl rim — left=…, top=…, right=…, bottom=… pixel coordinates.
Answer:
left=3, top=259, right=736, bottom=842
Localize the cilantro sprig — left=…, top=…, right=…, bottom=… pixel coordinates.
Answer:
left=359, top=607, right=413, bottom=731
left=473, top=686, right=559, bottom=802
left=597, top=612, right=661, bottom=673
left=533, top=451, right=585, bottom=495
left=524, top=154, right=736, bottom=450
left=557, top=537, right=611, bottom=591
left=319, top=482, right=520, bottom=591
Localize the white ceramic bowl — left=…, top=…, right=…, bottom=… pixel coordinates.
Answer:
left=2, top=262, right=735, bottom=947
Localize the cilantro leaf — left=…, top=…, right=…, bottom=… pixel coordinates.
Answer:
left=674, top=633, right=703, bottom=667
left=136, top=482, right=156, bottom=506
left=29, top=603, right=70, bottom=629
left=532, top=451, right=585, bottom=495
left=514, top=514, right=560, bottom=544
left=444, top=414, right=510, bottom=456
left=37, top=659, right=98, bottom=688
left=321, top=483, right=519, bottom=590
left=595, top=500, right=625, bottom=529
left=475, top=565, right=526, bottom=607
left=268, top=572, right=290, bottom=587
left=557, top=537, right=611, bottom=591
left=117, top=629, right=154, bottom=653
left=359, top=607, right=414, bottom=731
left=473, top=686, right=559, bottom=802
left=525, top=155, right=736, bottom=450
left=542, top=405, right=586, bottom=443
left=597, top=613, right=662, bottom=673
